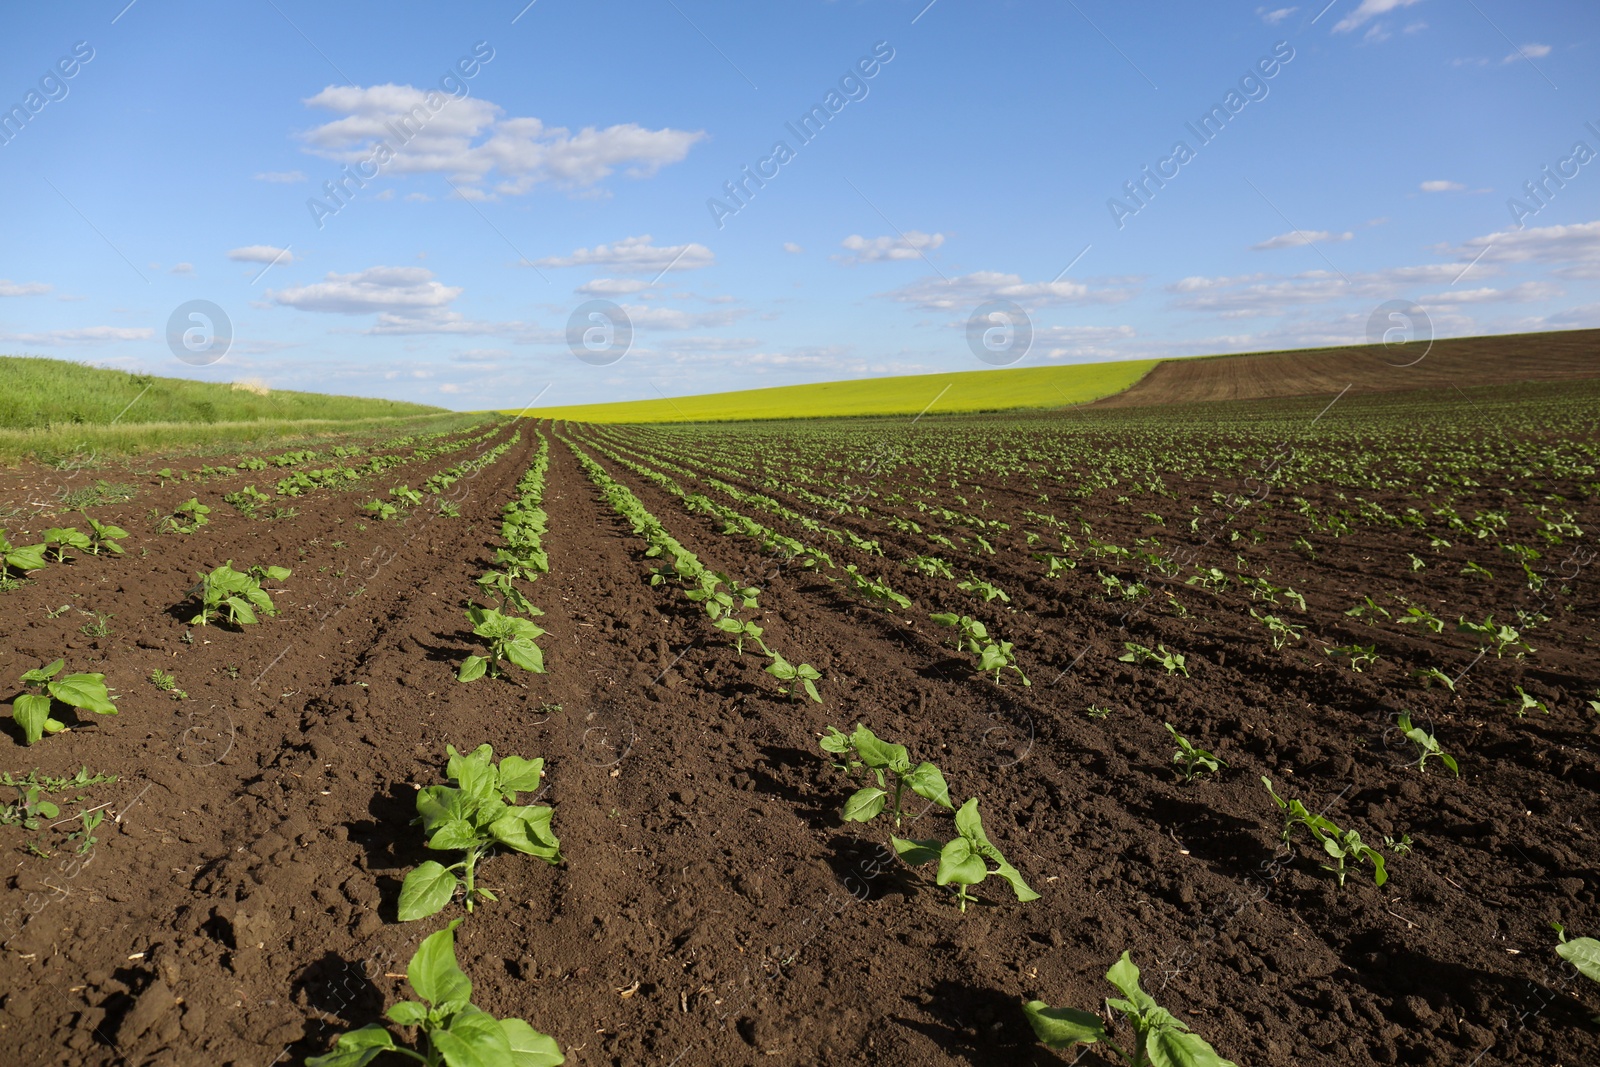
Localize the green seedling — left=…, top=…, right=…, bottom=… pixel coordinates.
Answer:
left=1263, top=777, right=1387, bottom=887
left=1552, top=923, right=1600, bottom=1022
left=1098, top=571, right=1149, bottom=601
left=1024, top=951, right=1237, bottom=1067
left=81, top=516, right=127, bottom=555
left=189, top=562, right=281, bottom=627
left=42, top=527, right=91, bottom=563
left=307, top=919, right=564, bottom=1066
left=1408, top=553, right=1426, bottom=571
left=1397, top=711, right=1457, bottom=776
left=390, top=484, right=424, bottom=507
left=458, top=607, right=546, bottom=682
left=1461, top=560, right=1493, bottom=579
left=844, top=564, right=912, bottom=610
left=1324, top=644, right=1378, bottom=672
left=1508, top=686, right=1548, bottom=717
left=160, top=497, right=210, bottom=534
left=1165, top=724, right=1225, bottom=782
left=907, top=554, right=955, bottom=580
left=398, top=744, right=560, bottom=921
left=713, top=616, right=766, bottom=655
left=1085, top=705, right=1113, bottom=720
left=893, top=798, right=1038, bottom=912
left=765, top=654, right=822, bottom=703
left=930, top=612, right=988, bottom=654
left=958, top=575, right=1010, bottom=603
left=1457, top=615, right=1533, bottom=658
left=975, top=639, right=1029, bottom=686
left=10, top=659, right=118, bottom=745
left=475, top=570, right=541, bottom=617
left=0, top=530, right=48, bottom=579
left=820, top=723, right=952, bottom=828
left=1344, top=596, right=1390, bottom=622
left=1249, top=608, right=1302, bottom=651
left=1412, top=667, right=1456, bottom=692
left=1383, top=833, right=1414, bottom=856
left=68, top=809, right=104, bottom=854
left=1396, top=605, right=1445, bottom=633
left=1119, top=642, right=1189, bottom=677
left=0, top=785, right=59, bottom=829
left=149, top=668, right=187, bottom=700
left=364, top=499, right=398, bottom=521
left=78, top=613, right=113, bottom=638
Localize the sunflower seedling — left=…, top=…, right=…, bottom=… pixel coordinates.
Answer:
left=398, top=744, right=560, bottom=921
left=1552, top=923, right=1600, bottom=1022
left=42, top=527, right=91, bottom=563
left=820, top=723, right=952, bottom=828
left=1507, top=686, right=1548, bottom=717
left=1119, top=642, right=1189, bottom=677
left=1263, top=777, right=1387, bottom=887
left=892, top=798, right=1038, bottom=912
left=0, top=530, right=48, bottom=579
left=82, top=516, right=128, bottom=555
left=1, top=785, right=58, bottom=829
left=1165, top=724, right=1225, bottom=782
left=10, top=659, right=118, bottom=744
left=160, top=497, right=210, bottom=534
left=189, top=562, right=282, bottom=627
left=1324, top=644, right=1378, bottom=672
left=1024, top=951, right=1237, bottom=1067
left=1397, top=711, right=1457, bottom=776
left=308, top=919, right=563, bottom=1067
left=766, top=654, right=822, bottom=702
left=458, top=607, right=546, bottom=682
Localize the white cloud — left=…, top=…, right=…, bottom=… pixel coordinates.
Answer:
left=0, top=326, right=154, bottom=345
left=268, top=265, right=461, bottom=315
left=1404, top=21, right=1427, bottom=33
left=533, top=235, right=714, bottom=274
left=1250, top=229, right=1354, bottom=251
left=880, top=270, right=1137, bottom=311
left=1167, top=264, right=1470, bottom=318
left=299, top=84, right=705, bottom=197
left=783, top=242, right=804, bottom=254
left=1439, top=220, right=1600, bottom=279
left=1333, top=0, right=1424, bottom=34
left=228, top=245, right=296, bottom=265
left=0, top=279, right=51, bottom=297
left=1257, top=6, right=1296, bottom=25
left=404, top=192, right=432, bottom=202
left=254, top=170, right=307, bottom=183
left=836, top=231, right=946, bottom=264
left=1418, top=281, right=1562, bottom=304
left=170, top=262, right=195, bottom=275
left=575, top=278, right=654, bottom=296
left=1506, top=43, right=1551, bottom=63
left=618, top=304, right=744, bottom=330
left=1364, top=23, right=1392, bottom=43
left=1420, top=180, right=1465, bottom=192
left=451, top=348, right=510, bottom=363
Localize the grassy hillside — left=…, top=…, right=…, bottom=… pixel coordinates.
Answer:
left=514, top=360, right=1160, bottom=423
left=0, top=356, right=443, bottom=428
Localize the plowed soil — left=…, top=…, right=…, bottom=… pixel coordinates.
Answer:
left=1094, top=327, right=1600, bottom=406
left=0, top=394, right=1596, bottom=1067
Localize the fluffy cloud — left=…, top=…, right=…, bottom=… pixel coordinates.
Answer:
left=783, top=242, right=804, bottom=254
left=575, top=278, right=655, bottom=296
left=1256, top=7, right=1296, bottom=24
left=299, top=85, right=705, bottom=197
left=618, top=304, right=745, bottom=330
left=169, top=262, right=195, bottom=275
left=1167, top=265, right=1469, bottom=318
left=268, top=265, right=461, bottom=315
left=880, top=270, right=1137, bottom=311
left=228, top=245, right=296, bottom=265
left=0, top=279, right=51, bottom=297
left=1420, top=180, right=1465, bottom=193
left=253, top=170, right=307, bottom=183
left=534, top=235, right=714, bottom=274
left=1251, top=229, right=1354, bottom=251
left=836, top=231, right=945, bottom=264
left=1439, top=220, right=1600, bottom=279
left=1418, top=281, right=1563, bottom=304
left=1333, top=0, right=1424, bottom=34
left=1507, top=43, right=1551, bottom=62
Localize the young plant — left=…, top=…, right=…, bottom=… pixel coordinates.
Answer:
left=975, top=639, right=1029, bottom=686
left=1, top=785, right=59, bottom=829
left=1508, top=686, right=1548, bottom=717
left=766, top=653, right=822, bottom=702
left=1396, top=711, right=1457, bottom=776
left=958, top=575, right=1010, bottom=603
left=188, top=562, right=282, bottom=627
left=1263, top=777, right=1387, bottom=887
left=1324, top=644, right=1378, bottom=672
left=149, top=668, right=187, bottom=700
left=1165, top=723, right=1225, bottom=782
left=1024, top=951, right=1236, bottom=1067
left=893, top=798, right=1038, bottom=912
left=1344, top=595, right=1390, bottom=622
left=307, top=919, right=564, bottom=1067
left=1396, top=605, right=1445, bottom=633
left=160, top=497, right=210, bottom=534
left=0, top=530, right=48, bottom=579
left=1119, top=642, right=1189, bottom=677
left=930, top=612, right=988, bottom=653
left=42, top=527, right=92, bottom=563
left=458, top=607, right=546, bottom=682
left=10, top=659, right=118, bottom=745
left=475, top=570, right=541, bottom=617
left=68, top=809, right=104, bottom=854
left=364, top=499, right=399, bottom=521
left=1552, top=923, right=1600, bottom=1022
left=1249, top=608, right=1302, bottom=651
left=398, top=744, right=560, bottom=921
left=81, top=515, right=128, bottom=555
left=1412, top=666, right=1456, bottom=692
left=820, top=723, right=952, bottom=828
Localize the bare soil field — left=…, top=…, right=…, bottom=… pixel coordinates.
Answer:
left=0, top=377, right=1596, bottom=1067
left=1094, top=328, right=1600, bottom=407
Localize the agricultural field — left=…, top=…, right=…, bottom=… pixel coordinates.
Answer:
left=0, top=371, right=1598, bottom=1067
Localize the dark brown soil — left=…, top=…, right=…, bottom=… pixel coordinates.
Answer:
left=0, top=387, right=1596, bottom=1067
left=1094, top=328, right=1600, bottom=406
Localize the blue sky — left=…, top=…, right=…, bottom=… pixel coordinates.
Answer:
left=1, top=0, right=1596, bottom=410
